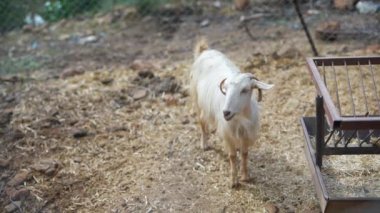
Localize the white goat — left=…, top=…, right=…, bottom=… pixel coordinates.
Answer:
left=190, top=38, right=273, bottom=187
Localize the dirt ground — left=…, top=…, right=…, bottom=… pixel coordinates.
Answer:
left=1, top=2, right=380, bottom=212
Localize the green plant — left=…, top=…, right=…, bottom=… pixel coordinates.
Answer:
left=0, top=0, right=28, bottom=33
left=0, top=56, right=44, bottom=75
left=42, top=0, right=102, bottom=22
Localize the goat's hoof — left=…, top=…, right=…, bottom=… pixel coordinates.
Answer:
left=240, top=176, right=250, bottom=182
left=202, top=145, right=211, bottom=151
left=231, top=182, right=240, bottom=189
left=203, top=147, right=211, bottom=151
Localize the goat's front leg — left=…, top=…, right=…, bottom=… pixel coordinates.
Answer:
left=240, top=152, right=249, bottom=182
left=199, top=113, right=209, bottom=151
left=229, top=152, right=239, bottom=188
left=225, top=137, right=238, bottom=188
left=240, top=141, right=249, bottom=182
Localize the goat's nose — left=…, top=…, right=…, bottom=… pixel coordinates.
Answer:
left=223, top=110, right=231, bottom=118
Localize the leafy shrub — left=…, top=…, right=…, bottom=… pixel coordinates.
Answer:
left=0, top=1, right=28, bottom=33
left=42, top=0, right=102, bottom=22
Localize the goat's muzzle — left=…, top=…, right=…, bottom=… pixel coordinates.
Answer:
left=223, top=110, right=235, bottom=121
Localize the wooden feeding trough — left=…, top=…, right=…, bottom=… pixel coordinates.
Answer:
left=300, top=56, right=380, bottom=212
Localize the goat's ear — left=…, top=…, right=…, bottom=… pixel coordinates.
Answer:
left=251, top=79, right=274, bottom=90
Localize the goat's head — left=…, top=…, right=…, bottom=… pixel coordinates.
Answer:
left=219, top=73, right=273, bottom=121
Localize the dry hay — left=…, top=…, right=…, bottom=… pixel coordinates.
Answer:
left=2, top=53, right=380, bottom=212
left=322, top=155, right=380, bottom=198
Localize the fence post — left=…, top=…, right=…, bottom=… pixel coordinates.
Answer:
left=316, top=95, right=324, bottom=167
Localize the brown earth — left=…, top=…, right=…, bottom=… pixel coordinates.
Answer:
left=1, top=1, right=379, bottom=212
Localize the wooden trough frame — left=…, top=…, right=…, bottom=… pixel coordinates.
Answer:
left=300, top=56, right=380, bottom=213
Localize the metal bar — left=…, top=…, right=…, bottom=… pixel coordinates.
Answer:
left=307, top=58, right=341, bottom=129
left=344, top=60, right=356, bottom=116
left=338, top=117, right=380, bottom=130
left=334, top=132, right=346, bottom=147
left=332, top=62, right=342, bottom=114
left=325, top=199, right=380, bottom=213
left=323, top=62, right=326, bottom=86
left=300, top=117, right=328, bottom=212
left=316, top=96, right=324, bottom=167
left=314, top=56, right=380, bottom=66
left=360, top=130, right=375, bottom=146
left=369, top=60, right=380, bottom=113
left=344, top=130, right=357, bottom=147
left=358, top=61, right=369, bottom=114
left=324, top=129, right=335, bottom=146
left=292, top=0, right=319, bottom=56
left=373, top=136, right=380, bottom=145
left=324, top=146, right=380, bottom=155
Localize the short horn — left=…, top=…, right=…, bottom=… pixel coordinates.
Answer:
left=219, top=78, right=227, bottom=95
left=250, top=76, right=259, bottom=81
left=250, top=76, right=262, bottom=101
left=257, top=89, right=262, bottom=102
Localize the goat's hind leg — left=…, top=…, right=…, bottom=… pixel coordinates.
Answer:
left=199, top=112, right=210, bottom=151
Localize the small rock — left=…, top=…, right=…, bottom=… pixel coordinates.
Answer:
left=264, top=203, right=279, bottom=213
left=154, top=76, right=180, bottom=94
left=101, top=78, right=114, bottom=85
left=200, top=19, right=210, bottom=28
left=333, top=0, right=356, bottom=10
left=132, top=89, right=148, bottom=100
left=22, top=24, right=34, bottom=32
left=73, top=157, right=82, bottom=163
left=7, top=171, right=30, bottom=187
left=273, top=44, right=301, bottom=59
left=24, top=13, right=45, bottom=26
left=106, top=126, right=128, bottom=132
left=0, top=110, right=13, bottom=127
left=307, top=9, right=320, bottom=15
left=356, top=1, right=380, bottom=14
left=5, top=201, right=21, bottom=213
left=10, top=188, right=30, bottom=201
left=31, top=159, right=60, bottom=176
left=0, top=158, right=10, bottom=168
left=130, top=59, right=159, bottom=71
left=234, top=0, right=250, bottom=10
left=78, top=35, right=98, bottom=45
left=138, top=70, right=154, bottom=79
left=39, top=117, right=61, bottom=128
left=58, top=34, right=71, bottom=41
left=162, top=94, right=178, bottom=106
left=73, top=129, right=88, bottom=138
left=182, top=118, right=190, bottom=125
left=213, top=1, right=222, bottom=8
left=315, top=21, right=341, bottom=41
left=5, top=95, right=15, bottom=103
left=3, top=129, right=24, bottom=143
left=61, top=67, right=85, bottom=79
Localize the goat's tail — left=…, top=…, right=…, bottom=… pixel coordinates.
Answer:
left=194, top=37, right=208, bottom=59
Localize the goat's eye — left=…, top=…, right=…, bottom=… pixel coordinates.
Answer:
left=241, top=88, right=249, bottom=94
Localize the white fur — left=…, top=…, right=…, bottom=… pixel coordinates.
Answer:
left=190, top=40, right=273, bottom=187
